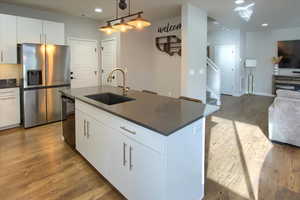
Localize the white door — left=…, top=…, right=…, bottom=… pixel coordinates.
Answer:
left=75, top=110, right=90, bottom=159
left=69, top=38, right=99, bottom=88
left=101, top=39, right=117, bottom=86
left=17, top=17, right=43, bottom=44
left=214, top=45, right=236, bottom=95
left=0, top=14, right=17, bottom=64
left=109, top=133, right=131, bottom=198
left=126, top=138, right=163, bottom=200
left=89, top=118, right=113, bottom=179
left=43, top=21, right=65, bottom=45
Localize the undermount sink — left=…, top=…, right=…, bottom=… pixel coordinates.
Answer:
left=85, top=93, right=135, bottom=105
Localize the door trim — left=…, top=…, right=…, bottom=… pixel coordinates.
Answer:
left=100, top=38, right=117, bottom=86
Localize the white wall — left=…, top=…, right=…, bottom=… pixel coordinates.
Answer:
left=152, top=17, right=181, bottom=97
left=181, top=3, right=207, bottom=102
left=120, top=29, right=155, bottom=91
left=208, top=29, right=245, bottom=96
left=245, top=27, right=300, bottom=95
left=0, top=2, right=102, bottom=42
left=245, top=31, right=273, bottom=95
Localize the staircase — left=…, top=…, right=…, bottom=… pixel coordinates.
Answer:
left=207, top=57, right=221, bottom=106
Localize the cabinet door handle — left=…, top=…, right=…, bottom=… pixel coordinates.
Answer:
left=87, top=121, right=90, bottom=138
left=120, top=126, right=136, bottom=135
left=123, top=143, right=127, bottom=166
left=84, top=120, right=86, bottom=136
left=0, top=51, right=3, bottom=62
left=129, top=146, right=133, bottom=171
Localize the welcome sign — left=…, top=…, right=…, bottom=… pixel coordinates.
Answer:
left=157, top=22, right=182, bottom=33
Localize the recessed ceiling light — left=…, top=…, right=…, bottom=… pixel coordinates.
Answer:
left=235, top=0, right=245, bottom=5
left=262, top=23, right=269, bottom=27
left=94, top=8, right=103, bottom=13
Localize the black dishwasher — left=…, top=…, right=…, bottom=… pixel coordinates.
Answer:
left=62, top=95, right=75, bottom=148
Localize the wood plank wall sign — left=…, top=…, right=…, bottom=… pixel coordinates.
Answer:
left=155, top=22, right=182, bottom=56
left=156, top=35, right=181, bottom=56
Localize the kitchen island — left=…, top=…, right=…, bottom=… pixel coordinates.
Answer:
left=60, top=86, right=218, bottom=200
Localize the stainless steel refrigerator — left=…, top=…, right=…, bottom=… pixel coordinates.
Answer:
left=19, top=43, right=70, bottom=128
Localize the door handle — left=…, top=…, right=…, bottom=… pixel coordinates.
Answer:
left=123, top=142, right=127, bottom=166
left=129, top=146, right=133, bottom=171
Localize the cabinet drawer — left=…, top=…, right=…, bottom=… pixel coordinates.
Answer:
left=0, top=88, right=20, bottom=128
left=117, top=118, right=165, bottom=153
left=0, top=88, right=19, bottom=97
left=75, top=100, right=165, bottom=153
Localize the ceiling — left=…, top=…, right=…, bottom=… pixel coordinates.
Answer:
left=0, top=0, right=300, bottom=31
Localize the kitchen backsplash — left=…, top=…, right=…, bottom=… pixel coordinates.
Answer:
left=0, top=64, right=21, bottom=85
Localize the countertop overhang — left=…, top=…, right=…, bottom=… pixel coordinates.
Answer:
left=60, top=86, right=219, bottom=136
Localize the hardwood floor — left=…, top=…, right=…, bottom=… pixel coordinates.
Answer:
left=0, top=123, right=125, bottom=200
left=0, top=94, right=299, bottom=200
left=205, top=95, right=300, bottom=200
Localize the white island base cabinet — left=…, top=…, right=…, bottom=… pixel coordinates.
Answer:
left=75, top=100, right=205, bottom=200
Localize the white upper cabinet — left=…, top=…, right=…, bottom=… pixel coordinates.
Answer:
left=17, top=17, right=43, bottom=44
left=0, top=14, right=17, bottom=64
left=17, top=17, right=65, bottom=45
left=43, top=21, right=65, bottom=45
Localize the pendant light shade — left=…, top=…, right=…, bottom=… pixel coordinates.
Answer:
left=99, top=22, right=117, bottom=35
left=112, top=19, right=134, bottom=32
left=127, top=14, right=151, bottom=29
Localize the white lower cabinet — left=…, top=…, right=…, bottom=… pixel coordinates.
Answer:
left=0, top=88, right=20, bottom=129
left=125, top=137, right=163, bottom=200
left=76, top=103, right=164, bottom=200
left=75, top=100, right=205, bottom=200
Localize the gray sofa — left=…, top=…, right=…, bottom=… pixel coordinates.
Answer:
left=269, top=90, right=300, bottom=147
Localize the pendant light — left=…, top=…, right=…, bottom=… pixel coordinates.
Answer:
left=99, top=22, right=117, bottom=35
left=112, top=19, right=134, bottom=32
left=127, top=13, right=151, bottom=30
left=99, top=0, right=151, bottom=34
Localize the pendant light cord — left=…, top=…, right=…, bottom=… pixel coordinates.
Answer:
left=128, top=0, right=131, bottom=15
left=116, top=0, right=119, bottom=18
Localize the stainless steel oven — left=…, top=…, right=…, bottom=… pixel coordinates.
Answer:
left=62, top=95, right=75, bottom=148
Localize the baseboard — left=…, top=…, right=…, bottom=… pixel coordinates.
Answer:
left=253, top=92, right=275, bottom=97
left=0, top=124, right=20, bottom=131
left=270, top=140, right=300, bottom=148
left=233, top=92, right=243, bottom=97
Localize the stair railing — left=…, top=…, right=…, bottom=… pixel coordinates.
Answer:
left=207, top=57, right=221, bottom=105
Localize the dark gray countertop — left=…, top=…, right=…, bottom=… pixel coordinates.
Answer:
left=60, top=86, right=219, bottom=136
left=0, top=79, right=18, bottom=89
